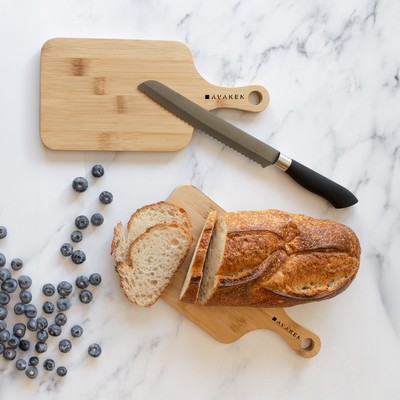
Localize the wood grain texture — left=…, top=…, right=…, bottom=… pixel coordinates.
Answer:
left=164, top=185, right=321, bottom=358
left=40, top=38, right=270, bottom=151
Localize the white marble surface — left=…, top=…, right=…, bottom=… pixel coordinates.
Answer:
left=0, top=0, right=399, bottom=399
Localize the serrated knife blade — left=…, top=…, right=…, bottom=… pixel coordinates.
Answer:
left=138, top=80, right=358, bottom=208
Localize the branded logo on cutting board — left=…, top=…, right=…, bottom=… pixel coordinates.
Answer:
left=272, top=316, right=301, bottom=340
left=205, top=94, right=245, bottom=100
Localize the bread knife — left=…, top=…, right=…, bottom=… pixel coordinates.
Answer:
left=138, top=80, right=358, bottom=208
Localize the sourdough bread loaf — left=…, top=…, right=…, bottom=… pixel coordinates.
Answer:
left=180, top=211, right=217, bottom=303
left=197, top=210, right=361, bottom=307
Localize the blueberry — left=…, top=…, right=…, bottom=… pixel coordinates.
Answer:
left=0, top=226, right=7, bottom=239
left=0, top=320, right=6, bottom=331
left=18, top=275, right=32, bottom=289
left=90, top=213, right=104, bottom=226
left=8, top=335, right=19, bottom=349
left=2, top=278, right=18, bottom=293
left=91, top=164, right=104, bottom=178
left=16, top=358, right=27, bottom=371
left=3, top=348, right=16, bottom=361
left=25, top=366, right=38, bottom=379
left=88, top=343, right=102, bottom=358
left=75, top=275, right=89, bottom=289
left=27, top=319, right=37, bottom=331
left=55, top=313, right=67, bottom=326
left=11, top=258, right=23, bottom=271
left=43, top=358, right=55, bottom=371
left=19, top=339, right=30, bottom=352
left=42, top=301, right=55, bottom=314
left=99, top=191, right=113, bottom=205
left=24, top=304, right=37, bottom=319
left=42, top=283, right=55, bottom=296
left=79, top=289, right=93, bottom=304
left=14, top=303, right=25, bottom=315
left=0, top=253, right=5, bottom=267
left=0, top=307, right=7, bottom=320
left=72, top=177, right=88, bottom=193
left=0, top=329, right=10, bottom=342
left=71, top=230, right=83, bottom=243
left=70, top=324, right=83, bottom=338
left=0, top=291, right=10, bottom=305
left=0, top=343, right=4, bottom=354
left=0, top=268, right=11, bottom=281
left=71, top=250, right=86, bottom=265
left=57, top=281, right=73, bottom=296
left=48, top=324, right=61, bottom=337
left=19, top=290, right=32, bottom=304
left=75, top=215, right=89, bottom=230
left=57, top=297, right=71, bottom=311
left=59, top=339, right=72, bottom=353
left=89, top=273, right=102, bottom=286
left=35, top=341, right=48, bottom=354
left=36, top=329, right=49, bottom=342
left=37, top=329, right=49, bottom=342
left=36, top=317, right=48, bottom=330
left=13, top=323, right=26, bottom=338
left=60, top=243, right=74, bottom=257
left=29, top=356, right=39, bottom=366
left=56, top=366, right=67, bottom=377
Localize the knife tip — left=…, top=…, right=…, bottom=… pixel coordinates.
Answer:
left=137, top=80, right=158, bottom=91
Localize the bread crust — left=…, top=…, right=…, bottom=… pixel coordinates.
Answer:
left=201, top=210, right=361, bottom=307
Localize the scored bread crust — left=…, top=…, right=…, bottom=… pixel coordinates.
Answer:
left=115, top=223, right=192, bottom=307
left=179, top=211, right=217, bottom=303
left=198, top=210, right=361, bottom=307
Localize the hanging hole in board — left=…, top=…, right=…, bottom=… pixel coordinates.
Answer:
left=248, top=90, right=263, bottom=106
left=300, top=338, right=315, bottom=352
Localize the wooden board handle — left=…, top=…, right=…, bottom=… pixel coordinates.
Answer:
left=201, top=84, right=270, bottom=112
left=260, top=308, right=321, bottom=358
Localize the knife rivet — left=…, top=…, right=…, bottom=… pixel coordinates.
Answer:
left=275, top=154, right=292, bottom=171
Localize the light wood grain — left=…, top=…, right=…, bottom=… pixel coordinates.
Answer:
left=164, top=185, right=321, bottom=358
left=40, top=38, right=270, bottom=151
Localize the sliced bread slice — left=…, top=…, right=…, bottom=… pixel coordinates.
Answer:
left=197, top=214, right=227, bottom=305
left=111, top=221, right=127, bottom=263
left=111, top=201, right=192, bottom=264
left=179, top=210, right=217, bottom=303
left=116, top=223, right=192, bottom=307
left=127, top=201, right=191, bottom=243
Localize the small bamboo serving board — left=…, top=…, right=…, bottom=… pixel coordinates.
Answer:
left=164, top=185, right=321, bottom=358
left=40, top=38, right=269, bottom=151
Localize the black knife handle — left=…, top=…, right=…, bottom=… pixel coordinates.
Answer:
left=277, top=157, right=358, bottom=208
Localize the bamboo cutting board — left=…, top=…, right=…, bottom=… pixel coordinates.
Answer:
left=164, top=185, right=321, bottom=358
left=40, top=38, right=270, bottom=151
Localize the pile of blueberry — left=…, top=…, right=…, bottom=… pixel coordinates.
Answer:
left=0, top=260, right=102, bottom=378
left=61, top=164, right=113, bottom=265
left=0, top=164, right=111, bottom=380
